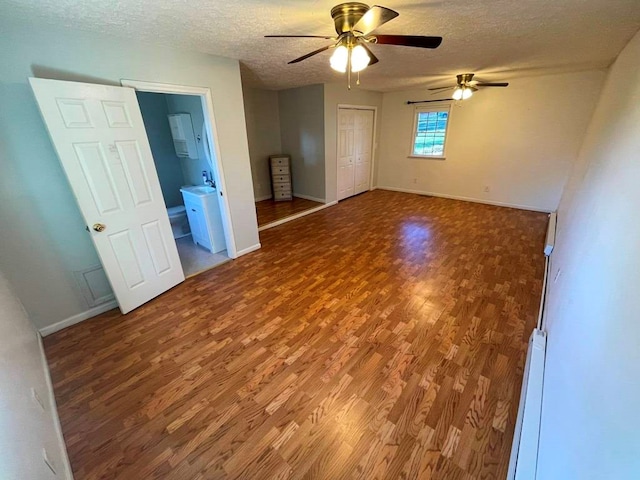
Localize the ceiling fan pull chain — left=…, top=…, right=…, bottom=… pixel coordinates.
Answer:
left=347, top=48, right=352, bottom=90
left=356, top=71, right=361, bottom=86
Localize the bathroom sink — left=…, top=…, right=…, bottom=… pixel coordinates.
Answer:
left=180, top=185, right=216, bottom=196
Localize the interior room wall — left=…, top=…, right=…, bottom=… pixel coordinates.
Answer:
left=165, top=93, right=214, bottom=187
left=137, top=92, right=185, bottom=208
left=242, top=86, right=282, bottom=201
left=537, top=30, right=640, bottom=479
left=278, top=84, right=326, bottom=202
left=323, top=83, right=384, bottom=203
left=0, top=271, right=72, bottom=479
left=0, top=18, right=258, bottom=331
left=376, top=70, right=605, bottom=212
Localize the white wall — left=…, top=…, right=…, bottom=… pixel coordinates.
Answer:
left=537, top=30, right=640, bottom=479
left=0, top=18, right=258, bottom=330
left=243, top=87, right=282, bottom=201
left=324, top=83, right=384, bottom=203
left=376, top=71, right=605, bottom=212
left=0, top=270, right=71, bottom=479
left=279, top=84, right=326, bottom=201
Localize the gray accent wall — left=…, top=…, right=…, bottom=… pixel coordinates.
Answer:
left=278, top=84, right=326, bottom=201
left=243, top=87, right=282, bottom=201
left=137, top=92, right=185, bottom=208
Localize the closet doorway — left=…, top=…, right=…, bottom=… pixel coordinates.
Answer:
left=337, top=106, right=376, bottom=201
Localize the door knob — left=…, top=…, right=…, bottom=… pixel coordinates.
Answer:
left=92, top=223, right=106, bottom=232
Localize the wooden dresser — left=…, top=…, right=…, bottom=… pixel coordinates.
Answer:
left=269, top=155, right=292, bottom=201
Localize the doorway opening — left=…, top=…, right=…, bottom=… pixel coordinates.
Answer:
left=127, top=81, right=236, bottom=278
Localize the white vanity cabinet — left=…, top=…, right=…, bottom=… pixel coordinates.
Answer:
left=180, top=186, right=226, bottom=254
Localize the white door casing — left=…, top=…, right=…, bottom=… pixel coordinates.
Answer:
left=337, top=109, right=355, bottom=201
left=30, top=78, right=184, bottom=314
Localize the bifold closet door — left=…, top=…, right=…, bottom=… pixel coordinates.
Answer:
left=337, top=108, right=374, bottom=201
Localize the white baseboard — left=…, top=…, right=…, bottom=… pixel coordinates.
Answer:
left=39, top=300, right=118, bottom=337
left=376, top=186, right=550, bottom=213
left=235, top=243, right=262, bottom=257
left=37, top=334, right=74, bottom=479
left=254, top=194, right=272, bottom=202
left=258, top=201, right=338, bottom=232
left=293, top=193, right=327, bottom=203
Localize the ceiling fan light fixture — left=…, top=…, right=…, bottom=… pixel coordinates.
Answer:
left=330, top=45, right=349, bottom=72
left=351, top=44, right=371, bottom=72
left=452, top=86, right=474, bottom=101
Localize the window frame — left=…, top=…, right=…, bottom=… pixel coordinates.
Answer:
left=409, top=103, right=452, bottom=159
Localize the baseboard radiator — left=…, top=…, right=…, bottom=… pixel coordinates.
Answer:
left=507, top=212, right=556, bottom=479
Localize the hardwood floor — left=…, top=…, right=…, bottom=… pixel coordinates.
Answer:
left=44, top=190, right=547, bottom=480
left=256, top=197, right=324, bottom=227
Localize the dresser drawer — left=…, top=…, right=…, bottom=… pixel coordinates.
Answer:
left=272, top=174, right=290, bottom=183
left=273, top=183, right=291, bottom=192
left=274, top=190, right=292, bottom=201
left=272, top=165, right=290, bottom=175
left=271, top=157, right=289, bottom=167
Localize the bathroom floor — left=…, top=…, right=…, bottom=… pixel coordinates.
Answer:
left=175, top=235, right=229, bottom=277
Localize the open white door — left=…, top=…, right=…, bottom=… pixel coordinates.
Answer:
left=30, top=78, right=184, bottom=314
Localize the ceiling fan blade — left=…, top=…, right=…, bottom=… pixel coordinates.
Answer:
left=265, top=35, right=336, bottom=39
left=430, top=87, right=455, bottom=95
left=475, top=82, right=509, bottom=87
left=288, top=45, right=333, bottom=64
left=373, top=35, right=443, bottom=49
left=428, top=85, right=455, bottom=91
left=360, top=43, right=379, bottom=65
left=352, top=5, right=399, bottom=36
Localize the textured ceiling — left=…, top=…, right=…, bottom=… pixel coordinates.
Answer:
left=2, top=0, right=639, bottom=91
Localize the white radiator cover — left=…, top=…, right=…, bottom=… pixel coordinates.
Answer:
left=508, top=328, right=547, bottom=480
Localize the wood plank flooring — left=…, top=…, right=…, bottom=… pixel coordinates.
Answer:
left=44, top=190, right=547, bottom=480
left=256, top=197, right=324, bottom=227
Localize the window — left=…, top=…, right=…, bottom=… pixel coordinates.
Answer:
left=410, top=105, right=451, bottom=158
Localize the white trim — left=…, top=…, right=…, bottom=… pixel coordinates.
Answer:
left=255, top=194, right=273, bottom=202
left=337, top=104, right=379, bottom=198
left=235, top=243, right=262, bottom=257
left=258, top=201, right=338, bottom=231
left=293, top=193, right=327, bottom=203
left=410, top=103, right=452, bottom=158
left=377, top=186, right=550, bottom=213
left=39, top=300, right=118, bottom=337
left=120, top=79, right=238, bottom=259
left=37, top=333, right=74, bottom=479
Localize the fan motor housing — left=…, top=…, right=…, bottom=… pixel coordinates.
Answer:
left=331, top=2, right=370, bottom=34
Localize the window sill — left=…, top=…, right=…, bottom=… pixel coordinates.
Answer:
left=408, top=155, right=446, bottom=160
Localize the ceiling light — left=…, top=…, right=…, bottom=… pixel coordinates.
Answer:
left=452, top=86, right=474, bottom=101
left=351, top=45, right=371, bottom=72
left=330, top=45, right=349, bottom=73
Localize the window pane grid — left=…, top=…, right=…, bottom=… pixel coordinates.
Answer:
left=413, top=109, right=449, bottom=156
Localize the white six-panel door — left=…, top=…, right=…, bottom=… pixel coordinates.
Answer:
left=30, top=78, right=184, bottom=314
left=337, top=108, right=374, bottom=201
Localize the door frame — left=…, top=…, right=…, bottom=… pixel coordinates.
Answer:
left=121, top=79, right=238, bottom=259
left=336, top=104, right=378, bottom=200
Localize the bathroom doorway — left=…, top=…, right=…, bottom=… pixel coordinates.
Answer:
left=130, top=83, right=234, bottom=277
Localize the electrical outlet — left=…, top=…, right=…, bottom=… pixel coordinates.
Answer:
left=31, top=387, right=45, bottom=412
left=42, top=448, right=57, bottom=475
left=484, top=186, right=490, bottom=193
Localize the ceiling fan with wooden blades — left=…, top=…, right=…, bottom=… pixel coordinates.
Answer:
left=429, top=73, right=509, bottom=100
left=266, top=2, right=443, bottom=88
